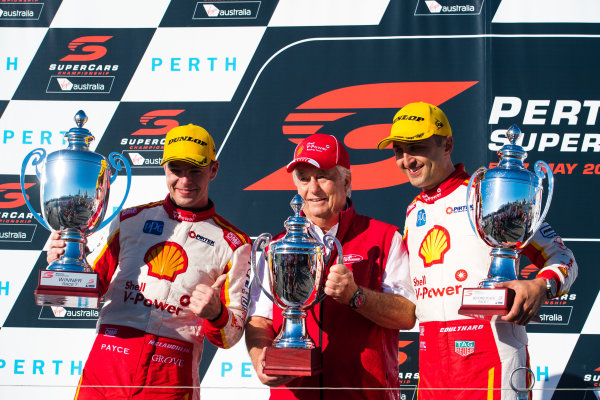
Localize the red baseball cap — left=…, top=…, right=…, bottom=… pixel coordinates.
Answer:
left=286, top=134, right=350, bottom=173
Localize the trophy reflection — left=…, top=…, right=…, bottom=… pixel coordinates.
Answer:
left=251, top=194, right=342, bottom=376
left=20, top=110, right=131, bottom=309
left=459, top=125, right=553, bottom=317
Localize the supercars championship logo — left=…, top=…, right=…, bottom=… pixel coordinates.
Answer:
left=0, top=182, right=37, bottom=244
left=244, top=81, right=478, bottom=191
left=46, top=35, right=118, bottom=94
left=122, top=109, right=185, bottom=168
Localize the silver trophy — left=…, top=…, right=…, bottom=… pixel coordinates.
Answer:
left=251, top=194, right=342, bottom=376
left=459, top=125, right=553, bottom=316
left=20, top=110, right=131, bottom=309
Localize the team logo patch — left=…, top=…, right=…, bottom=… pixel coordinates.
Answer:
left=144, top=241, right=188, bottom=282
left=416, top=209, right=426, bottom=227
left=540, top=223, right=557, bottom=238
left=455, top=340, right=475, bottom=356
left=188, top=230, right=215, bottom=246
left=143, top=220, right=164, bottom=235
left=343, top=254, right=364, bottom=263
left=104, top=327, right=118, bottom=336
left=455, top=269, right=468, bottom=282
left=419, top=225, right=450, bottom=268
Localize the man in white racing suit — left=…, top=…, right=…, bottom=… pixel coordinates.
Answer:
left=377, top=102, right=578, bottom=399
left=48, top=124, right=251, bottom=400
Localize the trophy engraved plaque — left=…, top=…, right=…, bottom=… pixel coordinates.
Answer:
left=459, top=125, right=553, bottom=317
left=20, top=110, right=131, bottom=309
left=251, top=194, right=342, bottom=376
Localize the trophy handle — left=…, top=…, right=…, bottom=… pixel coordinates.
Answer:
left=509, top=366, right=535, bottom=400
left=466, top=167, right=486, bottom=239
left=323, top=234, right=343, bottom=264
left=317, top=234, right=343, bottom=303
left=20, top=148, right=50, bottom=231
left=531, top=161, right=554, bottom=236
left=97, top=152, right=132, bottom=231
left=251, top=233, right=275, bottom=303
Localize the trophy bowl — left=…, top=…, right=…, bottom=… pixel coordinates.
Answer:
left=459, top=125, right=553, bottom=317
left=251, top=194, right=342, bottom=375
left=20, top=110, right=131, bottom=308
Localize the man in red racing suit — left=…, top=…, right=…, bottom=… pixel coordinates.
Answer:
left=48, top=124, right=251, bottom=400
left=377, top=102, right=578, bottom=399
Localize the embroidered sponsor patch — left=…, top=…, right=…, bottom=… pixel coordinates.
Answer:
left=417, top=209, right=426, bottom=227
left=143, top=220, right=164, bottom=235
left=455, top=340, right=475, bottom=356
left=343, top=254, right=364, bottom=263
left=540, top=223, right=557, bottom=238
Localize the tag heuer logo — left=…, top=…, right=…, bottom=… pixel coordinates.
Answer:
left=455, top=340, right=475, bottom=356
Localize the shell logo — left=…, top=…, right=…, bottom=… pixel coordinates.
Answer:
left=418, top=225, right=450, bottom=268
left=144, top=241, right=188, bottom=282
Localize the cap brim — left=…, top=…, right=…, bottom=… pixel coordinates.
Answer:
left=376, top=137, right=395, bottom=150
left=161, top=156, right=210, bottom=168
left=286, top=158, right=321, bottom=172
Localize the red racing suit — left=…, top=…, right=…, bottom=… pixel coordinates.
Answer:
left=75, top=195, right=251, bottom=400
left=403, top=164, right=577, bottom=400
left=250, top=201, right=415, bottom=400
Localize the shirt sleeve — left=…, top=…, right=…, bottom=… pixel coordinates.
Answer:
left=382, top=231, right=416, bottom=303
left=203, top=242, right=252, bottom=349
left=522, top=222, right=578, bottom=296
left=248, top=248, right=274, bottom=320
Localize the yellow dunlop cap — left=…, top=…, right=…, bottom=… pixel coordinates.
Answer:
left=377, top=102, right=452, bottom=149
left=161, top=124, right=216, bottom=167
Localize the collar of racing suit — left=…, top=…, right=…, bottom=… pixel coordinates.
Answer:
left=419, top=163, right=470, bottom=204
left=162, top=194, right=216, bottom=222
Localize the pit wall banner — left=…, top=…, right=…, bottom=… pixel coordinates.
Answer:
left=0, top=1, right=599, bottom=399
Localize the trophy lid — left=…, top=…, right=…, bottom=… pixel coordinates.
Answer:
left=487, top=124, right=536, bottom=184
left=284, top=194, right=311, bottom=237
left=496, top=124, right=528, bottom=169
left=64, top=110, right=95, bottom=151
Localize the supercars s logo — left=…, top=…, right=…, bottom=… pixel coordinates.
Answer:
left=144, top=241, right=188, bottom=282
left=419, top=225, right=450, bottom=267
left=245, top=81, right=477, bottom=191
left=132, top=110, right=185, bottom=136
left=520, top=264, right=539, bottom=279
left=60, top=36, right=113, bottom=62
left=0, top=182, right=34, bottom=208
left=398, top=340, right=413, bottom=365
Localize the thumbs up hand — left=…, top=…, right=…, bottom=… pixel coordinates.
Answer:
left=190, top=274, right=227, bottom=320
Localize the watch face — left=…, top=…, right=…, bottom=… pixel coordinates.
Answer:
left=354, top=292, right=366, bottom=308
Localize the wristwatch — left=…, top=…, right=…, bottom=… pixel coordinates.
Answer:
left=545, top=278, right=558, bottom=299
left=349, top=287, right=366, bottom=309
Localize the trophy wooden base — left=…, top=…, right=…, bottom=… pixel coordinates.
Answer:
left=264, top=347, right=322, bottom=376
left=35, top=270, right=100, bottom=309
left=458, top=287, right=515, bottom=318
